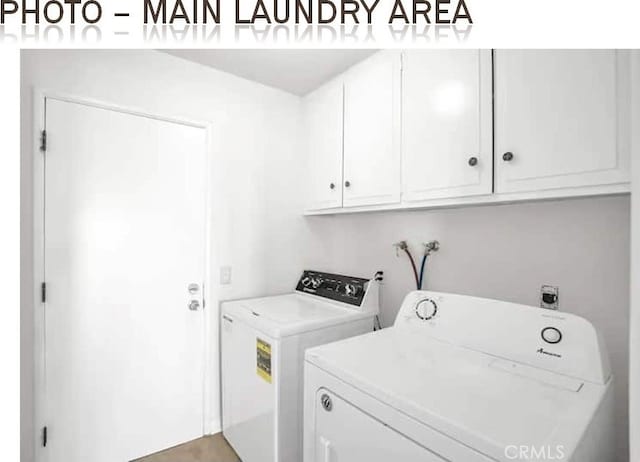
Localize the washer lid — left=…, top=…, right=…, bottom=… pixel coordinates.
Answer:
left=222, top=294, right=373, bottom=338
left=305, top=327, right=610, bottom=460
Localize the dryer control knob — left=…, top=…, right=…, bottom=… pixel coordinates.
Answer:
left=301, top=277, right=312, bottom=287
left=415, top=298, right=438, bottom=321
left=541, top=327, right=562, bottom=344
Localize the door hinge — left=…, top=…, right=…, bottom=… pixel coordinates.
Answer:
left=41, top=282, right=47, bottom=303
left=40, top=130, right=47, bottom=152
left=42, top=426, right=48, bottom=447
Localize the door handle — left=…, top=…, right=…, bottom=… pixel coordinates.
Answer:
left=188, top=300, right=201, bottom=311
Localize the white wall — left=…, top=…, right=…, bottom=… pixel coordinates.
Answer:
left=303, top=196, right=630, bottom=461
left=20, top=50, right=305, bottom=462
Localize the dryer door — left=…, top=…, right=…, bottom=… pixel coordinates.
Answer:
left=313, top=390, right=446, bottom=462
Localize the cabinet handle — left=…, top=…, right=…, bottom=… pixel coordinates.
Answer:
left=468, top=157, right=478, bottom=167
left=502, top=152, right=514, bottom=162
left=329, top=183, right=335, bottom=190
left=344, top=181, right=351, bottom=188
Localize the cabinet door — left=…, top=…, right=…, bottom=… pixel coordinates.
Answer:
left=495, top=50, right=630, bottom=194
left=343, top=52, right=401, bottom=208
left=402, top=50, right=493, bottom=201
left=304, top=79, right=344, bottom=211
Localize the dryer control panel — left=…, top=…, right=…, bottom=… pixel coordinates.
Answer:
left=395, top=291, right=611, bottom=385
left=296, top=270, right=369, bottom=307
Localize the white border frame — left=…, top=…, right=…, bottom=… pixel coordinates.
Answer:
left=32, top=88, right=219, bottom=462
left=629, top=49, right=640, bottom=462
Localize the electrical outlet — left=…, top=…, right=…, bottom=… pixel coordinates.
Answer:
left=540, top=285, right=559, bottom=310
left=220, top=266, right=232, bottom=285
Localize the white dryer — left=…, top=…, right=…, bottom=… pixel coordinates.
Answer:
left=221, top=270, right=379, bottom=462
left=304, top=291, right=614, bottom=462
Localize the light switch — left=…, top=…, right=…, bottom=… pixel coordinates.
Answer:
left=220, top=266, right=232, bottom=285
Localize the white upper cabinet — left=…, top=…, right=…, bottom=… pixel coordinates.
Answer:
left=302, top=49, right=633, bottom=215
left=494, top=50, right=631, bottom=194
left=402, top=50, right=493, bottom=201
left=343, top=52, right=402, bottom=208
left=304, top=78, right=344, bottom=211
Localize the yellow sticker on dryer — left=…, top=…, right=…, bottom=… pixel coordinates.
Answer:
left=257, top=338, right=272, bottom=383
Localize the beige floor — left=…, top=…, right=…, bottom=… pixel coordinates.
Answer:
left=133, top=434, right=240, bottom=462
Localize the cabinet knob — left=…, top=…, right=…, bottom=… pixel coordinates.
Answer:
left=329, top=183, right=335, bottom=190
left=468, top=157, right=478, bottom=167
left=321, top=393, right=333, bottom=411
left=502, top=152, right=514, bottom=162
left=345, top=181, right=351, bottom=188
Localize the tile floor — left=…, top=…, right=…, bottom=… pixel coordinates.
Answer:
left=133, top=434, right=240, bottom=462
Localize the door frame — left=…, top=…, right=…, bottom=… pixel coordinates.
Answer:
left=32, top=89, right=218, bottom=462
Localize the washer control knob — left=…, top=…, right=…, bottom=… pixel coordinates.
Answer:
left=344, top=284, right=357, bottom=296
left=541, top=327, right=562, bottom=344
left=415, top=298, right=438, bottom=321
left=301, top=277, right=312, bottom=287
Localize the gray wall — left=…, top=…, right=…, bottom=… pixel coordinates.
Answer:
left=302, top=195, right=630, bottom=460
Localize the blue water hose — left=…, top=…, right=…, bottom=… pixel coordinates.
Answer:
left=418, top=254, right=428, bottom=290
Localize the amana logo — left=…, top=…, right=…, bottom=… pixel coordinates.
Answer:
left=536, top=348, right=562, bottom=358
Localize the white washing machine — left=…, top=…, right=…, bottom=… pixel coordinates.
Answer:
left=221, top=270, right=379, bottom=462
left=304, top=291, right=614, bottom=462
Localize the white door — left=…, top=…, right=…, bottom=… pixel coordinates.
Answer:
left=304, top=79, right=344, bottom=211
left=402, top=50, right=493, bottom=201
left=343, top=52, right=401, bottom=208
left=494, top=50, right=631, bottom=193
left=43, top=98, right=207, bottom=462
